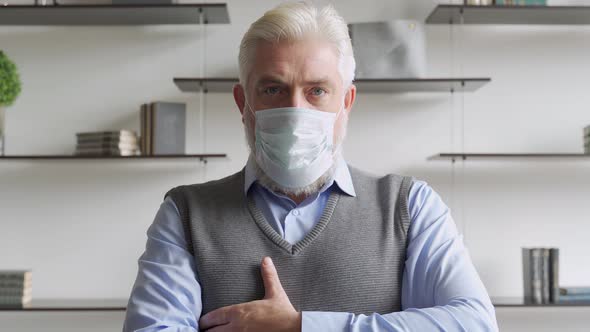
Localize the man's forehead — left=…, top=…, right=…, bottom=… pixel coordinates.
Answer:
left=250, top=39, right=341, bottom=86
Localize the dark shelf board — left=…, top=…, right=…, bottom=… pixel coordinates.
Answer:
left=426, top=5, right=590, bottom=25
left=0, top=4, right=229, bottom=25
left=3, top=297, right=589, bottom=311
left=173, top=77, right=490, bottom=93
left=492, top=297, right=590, bottom=307
left=0, top=299, right=127, bottom=312
left=428, top=153, right=590, bottom=160
left=0, top=154, right=226, bottom=160
left=353, top=78, right=490, bottom=93
left=175, top=78, right=239, bottom=93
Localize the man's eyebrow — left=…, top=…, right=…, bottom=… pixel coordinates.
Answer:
left=255, top=76, right=335, bottom=87
left=255, top=76, right=286, bottom=86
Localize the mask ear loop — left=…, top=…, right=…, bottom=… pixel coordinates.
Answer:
left=331, top=100, right=348, bottom=157
left=244, top=100, right=256, bottom=119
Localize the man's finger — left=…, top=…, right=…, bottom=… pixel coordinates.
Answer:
left=199, top=305, right=232, bottom=331
left=261, top=256, right=285, bottom=299
left=204, top=324, right=231, bottom=332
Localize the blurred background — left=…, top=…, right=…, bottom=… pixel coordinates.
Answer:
left=0, top=0, right=589, bottom=331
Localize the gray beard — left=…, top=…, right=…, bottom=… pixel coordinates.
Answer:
left=244, top=117, right=347, bottom=198
left=252, top=155, right=338, bottom=198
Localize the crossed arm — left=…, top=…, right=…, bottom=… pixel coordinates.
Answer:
left=123, top=181, right=498, bottom=331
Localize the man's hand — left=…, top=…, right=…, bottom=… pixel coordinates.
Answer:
left=199, top=257, right=302, bottom=332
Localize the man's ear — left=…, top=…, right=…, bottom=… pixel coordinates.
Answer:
left=233, top=83, right=246, bottom=123
left=344, top=84, right=356, bottom=117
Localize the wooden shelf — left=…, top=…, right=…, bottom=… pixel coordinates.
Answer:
left=428, top=153, right=590, bottom=160
left=426, top=5, right=590, bottom=25
left=173, top=77, right=491, bottom=93
left=174, top=78, right=239, bottom=93
left=0, top=3, right=229, bottom=25
left=0, top=299, right=126, bottom=312
left=0, top=154, right=226, bottom=160
left=492, top=297, right=590, bottom=307
left=351, top=78, right=490, bottom=93
left=2, top=297, right=588, bottom=311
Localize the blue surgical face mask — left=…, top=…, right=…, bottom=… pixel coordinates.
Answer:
left=246, top=102, right=345, bottom=189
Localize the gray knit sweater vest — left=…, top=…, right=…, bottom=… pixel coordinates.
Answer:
left=165, top=166, right=414, bottom=316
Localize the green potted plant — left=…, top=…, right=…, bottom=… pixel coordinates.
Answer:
left=0, top=50, right=22, bottom=156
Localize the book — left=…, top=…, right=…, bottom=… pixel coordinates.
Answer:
left=0, top=287, right=32, bottom=297
left=523, top=248, right=561, bottom=304
left=560, top=287, right=590, bottom=295
left=77, top=136, right=138, bottom=145
left=74, top=148, right=138, bottom=156
left=0, top=283, right=31, bottom=289
left=0, top=279, right=32, bottom=288
left=496, top=0, right=546, bottom=5
left=549, top=248, right=559, bottom=303
left=76, top=130, right=136, bottom=140
left=523, top=248, right=535, bottom=303
left=558, top=294, right=590, bottom=303
left=522, top=248, right=531, bottom=302
left=0, top=294, right=32, bottom=308
left=151, top=102, right=186, bottom=155
left=541, top=248, right=551, bottom=304
left=531, top=249, right=544, bottom=304
left=149, top=102, right=154, bottom=155
left=140, top=103, right=153, bottom=156
left=139, top=102, right=187, bottom=155
left=0, top=269, right=32, bottom=309
left=0, top=295, right=31, bottom=303
left=523, top=248, right=543, bottom=304
left=140, top=103, right=147, bottom=155
left=76, top=142, right=138, bottom=151
left=73, top=129, right=139, bottom=156
left=0, top=270, right=31, bottom=280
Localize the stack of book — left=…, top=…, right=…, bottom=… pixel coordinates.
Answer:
left=559, top=286, right=590, bottom=303
left=140, top=102, right=186, bottom=156
left=584, top=125, right=590, bottom=154
left=75, top=130, right=139, bottom=156
left=113, top=0, right=177, bottom=4
left=494, top=0, right=547, bottom=5
left=0, top=270, right=32, bottom=308
left=522, top=247, right=559, bottom=304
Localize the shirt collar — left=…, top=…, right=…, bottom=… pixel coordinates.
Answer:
left=244, top=155, right=356, bottom=197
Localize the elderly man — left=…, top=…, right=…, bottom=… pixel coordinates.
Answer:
left=123, top=2, right=498, bottom=331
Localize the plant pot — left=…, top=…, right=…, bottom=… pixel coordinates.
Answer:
left=0, top=106, right=4, bottom=156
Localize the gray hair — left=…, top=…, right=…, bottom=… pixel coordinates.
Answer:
left=238, top=1, right=356, bottom=91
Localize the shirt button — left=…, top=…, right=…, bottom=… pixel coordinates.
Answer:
left=291, top=209, right=300, bottom=216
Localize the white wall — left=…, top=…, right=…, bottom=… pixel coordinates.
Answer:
left=1, top=0, right=589, bottom=330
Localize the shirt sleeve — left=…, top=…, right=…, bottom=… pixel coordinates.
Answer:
left=301, top=180, right=498, bottom=332
left=123, top=197, right=202, bottom=332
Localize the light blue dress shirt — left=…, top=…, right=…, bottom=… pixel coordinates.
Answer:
left=123, top=157, right=498, bottom=332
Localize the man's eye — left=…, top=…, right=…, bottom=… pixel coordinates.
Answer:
left=311, top=88, right=326, bottom=96
left=264, top=87, right=281, bottom=95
